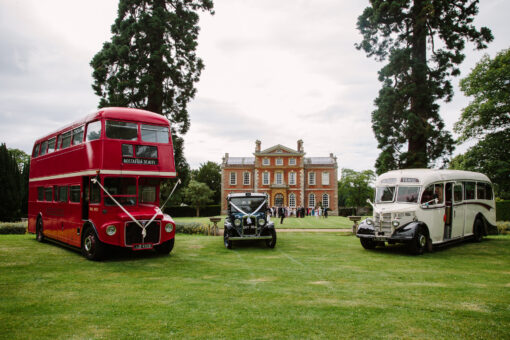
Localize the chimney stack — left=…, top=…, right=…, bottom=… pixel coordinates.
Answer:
left=255, top=140, right=261, bottom=153
left=297, top=139, right=303, bottom=152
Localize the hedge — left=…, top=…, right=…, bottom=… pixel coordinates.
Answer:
left=496, top=200, right=510, bottom=221
left=164, top=205, right=221, bottom=217
left=175, top=222, right=219, bottom=235
left=0, top=222, right=27, bottom=234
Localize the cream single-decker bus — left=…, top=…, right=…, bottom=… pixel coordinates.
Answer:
left=356, top=169, right=497, bottom=254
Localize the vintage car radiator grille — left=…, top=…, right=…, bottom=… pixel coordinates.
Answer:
left=242, top=216, right=257, bottom=235
left=125, top=221, right=160, bottom=245
left=375, top=213, right=392, bottom=234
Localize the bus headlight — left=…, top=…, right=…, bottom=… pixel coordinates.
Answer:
left=165, top=223, right=174, bottom=233
left=234, top=218, right=241, bottom=227
left=258, top=218, right=266, bottom=226
left=106, top=225, right=117, bottom=236
left=366, top=218, right=374, bottom=225
left=392, top=220, right=400, bottom=228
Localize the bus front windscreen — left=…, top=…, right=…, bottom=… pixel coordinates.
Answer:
left=104, top=177, right=137, bottom=206
left=375, top=186, right=395, bottom=203
left=396, top=186, right=420, bottom=203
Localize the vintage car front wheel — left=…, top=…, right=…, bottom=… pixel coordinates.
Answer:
left=265, top=228, right=277, bottom=248
left=224, top=227, right=232, bottom=249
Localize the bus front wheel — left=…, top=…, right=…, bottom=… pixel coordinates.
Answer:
left=81, top=228, right=105, bottom=261
left=410, top=227, right=428, bottom=255
left=154, top=238, right=174, bottom=255
left=36, top=218, right=45, bottom=243
left=360, top=238, right=376, bottom=250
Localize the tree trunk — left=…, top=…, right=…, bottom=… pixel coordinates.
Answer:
left=408, top=0, right=429, bottom=168
left=196, top=207, right=200, bottom=217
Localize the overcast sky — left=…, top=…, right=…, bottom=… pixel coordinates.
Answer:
left=1, top=0, right=509, bottom=177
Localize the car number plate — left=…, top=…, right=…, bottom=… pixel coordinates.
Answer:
left=374, top=237, right=386, bottom=242
left=133, top=244, right=153, bottom=250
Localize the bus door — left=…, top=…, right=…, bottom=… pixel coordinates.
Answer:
left=452, top=183, right=465, bottom=238
left=87, top=177, right=102, bottom=228
left=444, top=182, right=453, bottom=240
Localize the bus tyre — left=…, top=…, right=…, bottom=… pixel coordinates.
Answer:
left=81, top=228, right=105, bottom=261
left=410, top=227, right=428, bottom=255
left=360, top=238, right=376, bottom=250
left=265, top=228, right=277, bottom=248
left=155, top=238, right=174, bottom=255
left=224, top=228, right=232, bottom=249
left=473, top=219, right=484, bottom=243
left=36, top=218, right=45, bottom=243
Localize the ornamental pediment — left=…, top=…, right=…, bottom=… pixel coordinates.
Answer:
left=255, top=144, right=303, bottom=156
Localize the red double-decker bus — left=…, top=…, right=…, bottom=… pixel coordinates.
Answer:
left=28, top=107, right=177, bottom=260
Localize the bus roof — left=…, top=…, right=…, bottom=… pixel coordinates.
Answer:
left=34, top=107, right=170, bottom=144
left=376, top=169, right=491, bottom=186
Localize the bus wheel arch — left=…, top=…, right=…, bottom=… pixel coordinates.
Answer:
left=36, top=214, right=45, bottom=242
left=410, top=223, right=431, bottom=255
left=81, top=222, right=105, bottom=261
left=472, top=215, right=485, bottom=242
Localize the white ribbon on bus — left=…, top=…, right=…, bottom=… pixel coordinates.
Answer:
left=229, top=198, right=267, bottom=225
left=91, top=176, right=181, bottom=241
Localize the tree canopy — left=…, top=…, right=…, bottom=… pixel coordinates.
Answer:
left=191, top=161, right=221, bottom=204
left=356, top=0, right=492, bottom=174
left=338, top=168, right=375, bottom=214
left=183, top=179, right=214, bottom=216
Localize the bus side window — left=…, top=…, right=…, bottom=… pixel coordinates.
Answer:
left=454, top=184, right=463, bottom=203
left=37, top=187, right=44, bottom=201
left=72, top=126, right=84, bottom=145
left=464, top=182, right=475, bottom=200
left=53, top=185, right=59, bottom=201
left=40, top=140, right=48, bottom=156
left=477, top=182, right=493, bottom=200
left=44, top=187, right=52, bottom=201
left=58, top=186, right=68, bottom=202
left=61, top=131, right=72, bottom=149
left=70, top=185, right=81, bottom=203
left=47, top=137, right=56, bottom=153
left=32, top=144, right=40, bottom=158
left=434, top=183, right=444, bottom=204
left=86, top=121, right=102, bottom=141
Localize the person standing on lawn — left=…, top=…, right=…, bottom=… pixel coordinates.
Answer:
left=279, top=206, right=285, bottom=224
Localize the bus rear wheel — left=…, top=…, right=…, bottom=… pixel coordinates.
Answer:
left=154, top=238, right=174, bottom=255
left=81, top=227, right=105, bottom=261
left=473, top=218, right=484, bottom=242
left=36, top=218, right=45, bottom=243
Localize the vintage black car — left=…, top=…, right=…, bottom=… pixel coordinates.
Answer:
left=223, top=193, right=276, bottom=249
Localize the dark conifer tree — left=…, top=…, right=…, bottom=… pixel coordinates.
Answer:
left=90, top=0, right=214, bottom=189
left=356, top=0, right=493, bottom=174
left=0, top=144, right=22, bottom=221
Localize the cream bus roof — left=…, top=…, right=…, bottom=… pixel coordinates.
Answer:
left=376, top=169, right=491, bottom=186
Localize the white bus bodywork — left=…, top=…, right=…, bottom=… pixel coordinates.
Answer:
left=356, top=169, right=497, bottom=254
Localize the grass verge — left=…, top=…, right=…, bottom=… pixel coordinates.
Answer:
left=1, top=233, right=509, bottom=339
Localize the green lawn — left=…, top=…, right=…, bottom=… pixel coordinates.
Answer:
left=174, top=215, right=357, bottom=229
left=1, top=233, right=509, bottom=339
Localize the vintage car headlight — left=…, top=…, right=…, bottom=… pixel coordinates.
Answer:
left=234, top=218, right=242, bottom=227
left=392, top=220, right=400, bottom=228
left=165, top=223, right=174, bottom=233
left=258, top=218, right=266, bottom=226
left=366, top=218, right=374, bottom=225
left=106, top=225, right=116, bottom=236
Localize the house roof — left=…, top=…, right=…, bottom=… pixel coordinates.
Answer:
left=255, top=144, right=303, bottom=156
left=225, top=157, right=255, bottom=165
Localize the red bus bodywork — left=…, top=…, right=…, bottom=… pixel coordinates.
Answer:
left=28, top=107, right=177, bottom=259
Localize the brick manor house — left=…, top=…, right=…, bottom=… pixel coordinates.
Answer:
left=221, top=140, right=338, bottom=215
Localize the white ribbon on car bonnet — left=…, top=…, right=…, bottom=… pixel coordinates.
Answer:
left=229, top=198, right=267, bottom=224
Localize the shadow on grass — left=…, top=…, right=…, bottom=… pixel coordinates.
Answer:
left=226, top=239, right=275, bottom=251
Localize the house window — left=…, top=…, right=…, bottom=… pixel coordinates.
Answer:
left=309, top=172, right=316, bottom=185
left=322, top=172, right=330, bottom=185
left=243, top=172, right=250, bottom=185
left=276, top=158, right=283, bottom=166
left=289, top=193, right=296, bottom=208
left=263, top=158, right=270, bottom=166
left=276, top=172, right=283, bottom=185
left=289, top=158, right=296, bottom=166
left=322, top=194, right=329, bottom=208
left=308, top=193, right=315, bottom=208
left=289, top=172, right=296, bottom=185
left=230, top=172, right=237, bottom=185
left=263, top=172, right=269, bottom=185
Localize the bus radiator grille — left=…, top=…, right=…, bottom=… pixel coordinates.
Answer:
left=125, top=221, right=160, bottom=245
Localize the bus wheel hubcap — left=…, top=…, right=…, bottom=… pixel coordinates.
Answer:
left=85, top=236, right=93, bottom=252
left=419, top=235, right=426, bottom=247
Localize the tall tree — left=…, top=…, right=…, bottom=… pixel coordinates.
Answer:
left=356, top=0, right=493, bottom=174
left=451, top=49, right=510, bottom=199
left=191, top=161, right=221, bottom=204
left=338, top=168, right=375, bottom=214
left=0, top=144, right=22, bottom=221
left=90, top=0, right=214, bottom=191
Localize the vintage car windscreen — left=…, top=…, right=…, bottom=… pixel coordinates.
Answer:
left=230, top=197, right=266, bottom=214
left=396, top=186, right=420, bottom=203
left=376, top=186, right=395, bottom=203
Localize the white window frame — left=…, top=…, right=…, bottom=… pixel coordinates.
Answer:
left=289, top=171, right=296, bottom=185
left=322, top=194, right=329, bottom=208
left=289, top=193, right=296, bottom=208
left=243, top=172, right=250, bottom=185
left=322, top=172, right=330, bottom=185
left=263, top=158, right=270, bottom=166
left=309, top=172, right=316, bottom=185
left=289, top=158, right=296, bottom=166
left=308, top=193, right=315, bottom=208
left=276, top=171, right=283, bottom=185
left=276, top=158, right=283, bottom=166
left=230, top=172, right=237, bottom=185
left=263, top=172, right=270, bottom=185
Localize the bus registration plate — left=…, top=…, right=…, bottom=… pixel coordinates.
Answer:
left=133, top=243, right=153, bottom=250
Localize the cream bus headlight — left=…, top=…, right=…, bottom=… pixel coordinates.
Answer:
left=366, top=218, right=374, bottom=225
left=392, top=220, right=400, bottom=228
left=165, top=223, right=174, bottom=233
left=106, top=225, right=117, bottom=236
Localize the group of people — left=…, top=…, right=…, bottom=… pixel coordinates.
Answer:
left=267, top=206, right=329, bottom=224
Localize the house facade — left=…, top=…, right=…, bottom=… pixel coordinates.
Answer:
left=221, top=140, right=338, bottom=215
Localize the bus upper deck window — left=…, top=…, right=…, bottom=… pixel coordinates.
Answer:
left=86, top=121, right=101, bottom=141
left=141, top=124, right=169, bottom=143
left=72, top=126, right=84, bottom=145
left=32, top=144, right=40, bottom=158
left=105, top=120, right=138, bottom=141
left=40, top=140, right=48, bottom=156
left=47, top=137, right=56, bottom=153
left=61, top=131, right=72, bottom=149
